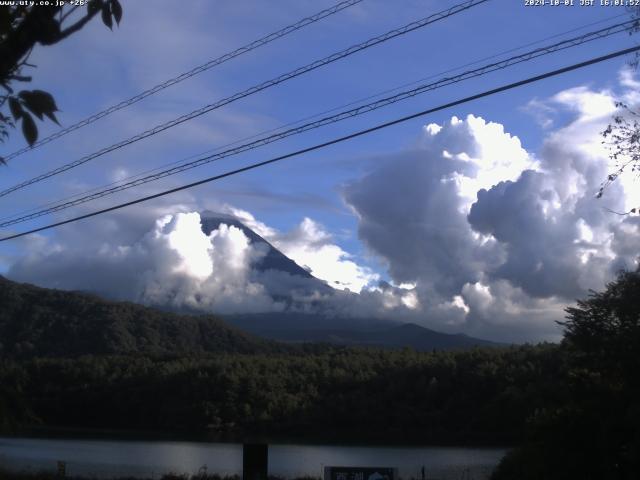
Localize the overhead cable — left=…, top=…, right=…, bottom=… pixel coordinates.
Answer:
left=0, top=0, right=490, bottom=198
left=0, top=0, right=364, bottom=162
left=0, top=19, right=634, bottom=229
left=1, top=44, right=638, bottom=242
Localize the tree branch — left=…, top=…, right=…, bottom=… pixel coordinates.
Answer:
left=0, top=3, right=104, bottom=82
left=57, top=7, right=101, bottom=42
left=60, top=5, right=80, bottom=23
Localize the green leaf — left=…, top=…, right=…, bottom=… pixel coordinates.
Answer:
left=44, top=110, right=60, bottom=126
left=23, top=90, right=58, bottom=112
left=18, top=90, right=59, bottom=124
left=21, top=112, right=38, bottom=146
left=101, top=4, right=113, bottom=29
left=111, top=0, right=122, bottom=25
left=8, top=97, right=22, bottom=120
left=20, top=97, right=43, bottom=120
left=87, top=0, right=101, bottom=15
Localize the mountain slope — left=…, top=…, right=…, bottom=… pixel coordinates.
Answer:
left=202, top=213, right=499, bottom=350
left=0, top=275, right=498, bottom=357
left=0, top=213, right=500, bottom=357
left=201, top=211, right=316, bottom=279
left=0, top=276, right=278, bottom=358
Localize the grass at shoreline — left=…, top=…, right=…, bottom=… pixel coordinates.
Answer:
left=0, top=470, right=322, bottom=480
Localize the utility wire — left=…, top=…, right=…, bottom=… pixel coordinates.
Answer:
left=1, top=44, right=638, bottom=243
left=1, top=10, right=625, bottom=226
left=1, top=0, right=364, bottom=163
left=1, top=10, right=627, bottom=228
left=0, top=19, right=634, bottom=229
left=0, top=0, right=489, bottom=199
left=0, top=7, right=628, bottom=228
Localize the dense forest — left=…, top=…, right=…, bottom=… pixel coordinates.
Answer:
left=492, top=270, right=640, bottom=480
left=0, top=343, right=563, bottom=444
left=0, top=271, right=638, bottom=479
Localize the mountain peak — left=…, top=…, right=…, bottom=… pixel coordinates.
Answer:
left=199, top=211, right=325, bottom=285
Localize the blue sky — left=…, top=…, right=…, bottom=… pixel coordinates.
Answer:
left=1, top=0, right=639, bottom=342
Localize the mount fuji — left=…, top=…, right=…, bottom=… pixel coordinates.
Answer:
left=200, top=211, right=500, bottom=351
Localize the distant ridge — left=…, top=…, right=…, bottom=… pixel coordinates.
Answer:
left=225, top=313, right=500, bottom=351
left=0, top=275, right=277, bottom=358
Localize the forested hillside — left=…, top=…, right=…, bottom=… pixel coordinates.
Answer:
left=0, top=276, right=278, bottom=358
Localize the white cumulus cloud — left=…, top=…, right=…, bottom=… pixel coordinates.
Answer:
left=344, top=78, right=640, bottom=341
left=9, top=211, right=278, bottom=314
left=268, top=217, right=379, bottom=292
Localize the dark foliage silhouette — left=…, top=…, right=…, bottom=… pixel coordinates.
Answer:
left=0, top=0, right=122, bottom=160
left=492, top=270, right=640, bottom=480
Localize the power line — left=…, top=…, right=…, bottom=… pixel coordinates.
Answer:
left=1, top=10, right=624, bottom=226
left=0, top=18, right=634, bottom=229
left=0, top=0, right=364, bottom=163
left=0, top=0, right=489, bottom=199
left=1, top=44, right=637, bottom=243
left=2, top=9, right=627, bottom=226
left=1, top=18, right=631, bottom=226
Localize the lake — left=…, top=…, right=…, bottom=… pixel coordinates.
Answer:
left=0, top=437, right=507, bottom=480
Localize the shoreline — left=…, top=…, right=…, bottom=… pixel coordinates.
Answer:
left=3, top=426, right=516, bottom=449
left=0, top=471, right=313, bottom=480
left=0, top=438, right=506, bottom=480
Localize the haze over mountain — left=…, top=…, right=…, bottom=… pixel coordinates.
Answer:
left=199, top=211, right=498, bottom=348
left=226, top=312, right=499, bottom=349
left=0, top=277, right=497, bottom=358
left=5, top=209, right=497, bottom=348
left=0, top=210, right=500, bottom=352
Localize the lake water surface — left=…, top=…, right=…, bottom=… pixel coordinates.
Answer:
left=0, top=437, right=507, bottom=480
